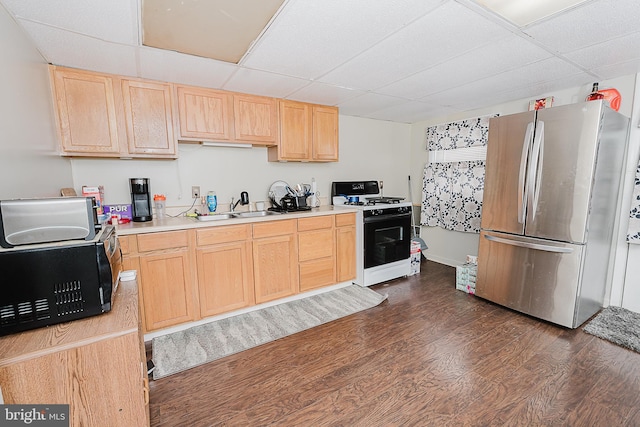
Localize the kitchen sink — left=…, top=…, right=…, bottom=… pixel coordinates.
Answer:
left=195, top=213, right=236, bottom=221
left=195, top=211, right=281, bottom=221
left=233, top=210, right=281, bottom=218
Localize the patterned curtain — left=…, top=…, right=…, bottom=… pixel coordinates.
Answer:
left=421, top=116, right=493, bottom=233
left=627, top=162, right=640, bottom=243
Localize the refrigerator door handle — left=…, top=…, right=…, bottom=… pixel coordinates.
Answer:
left=484, top=233, right=573, bottom=253
left=529, top=121, right=545, bottom=221
left=518, top=122, right=534, bottom=224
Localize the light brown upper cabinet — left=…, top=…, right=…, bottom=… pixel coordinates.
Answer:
left=233, top=94, right=278, bottom=144
left=176, top=86, right=233, bottom=141
left=50, top=65, right=178, bottom=159
left=122, top=79, right=176, bottom=157
left=176, top=86, right=278, bottom=145
left=50, top=67, right=122, bottom=156
left=268, top=100, right=339, bottom=162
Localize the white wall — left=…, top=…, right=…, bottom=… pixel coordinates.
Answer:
left=0, top=5, right=73, bottom=199
left=70, top=115, right=412, bottom=211
left=410, top=75, right=637, bottom=269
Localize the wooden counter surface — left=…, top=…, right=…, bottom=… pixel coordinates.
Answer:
left=0, top=279, right=139, bottom=367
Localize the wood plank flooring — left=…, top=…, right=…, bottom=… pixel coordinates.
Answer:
left=148, top=260, right=640, bottom=426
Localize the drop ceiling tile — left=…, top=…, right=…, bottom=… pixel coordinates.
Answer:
left=495, top=72, right=595, bottom=102
left=590, top=58, right=640, bottom=80
left=336, top=93, right=409, bottom=117
left=2, top=0, right=138, bottom=45
left=17, top=20, right=138, bottom=76
left=565, top=31, right=640, bottom=71
left=378, top=35, right=553, bottom=99
left=287, top=82, right=365, bottom=106
left=524, top=0, right=640, bottom=53
left=420, top=58, right=591, bottom=111
left=424, top=57, right=586, bottom=102
left=366, top=100, right=459, bottom=123
left=138, top=47, right=237, bottom=88
left=319, top=1, right=511, bottom=91
left=242, top=0, right=446, bottom=79
left=222, top=68, right=310, bottom=98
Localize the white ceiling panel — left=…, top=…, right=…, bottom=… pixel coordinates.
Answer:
left=138, top=47, right=237, bottom=88
left=565, top=31, right=640, bottom=71
left=17, top=20, right=138, bottom=76
left=241, top=0, right=446, bottom=79
left=336, top=93, right=409, bottom=117
left=591, top=58, right=640, bottom=80
left=524, top=0, right=640, bottom=53
left=287, top=82, right=365, bottom=106
left=2, top=0, right=640, bottom=123
left=367, top=100, right=459, bottom=123
left=377, top=35, right=553, bottom=100
left=318, top=1, right=512, bottom=91
left=424, top=57, right=588, bottom=103
left=222, top=68, right=310, bottom=98
left=495, top=72, right=596, bottom=103
left=1, top=0, right=138, bottom=45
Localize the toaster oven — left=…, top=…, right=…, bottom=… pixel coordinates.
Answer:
left=0, top=225, right=121, bottom=337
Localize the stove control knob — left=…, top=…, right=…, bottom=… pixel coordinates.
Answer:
left=399, top=206, right=410, bottom=214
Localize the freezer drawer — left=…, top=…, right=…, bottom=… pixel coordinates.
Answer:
left=476, top=230, right=586, bottom=328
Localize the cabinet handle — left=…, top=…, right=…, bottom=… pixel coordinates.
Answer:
left=143, top=377, right=149, bottom=405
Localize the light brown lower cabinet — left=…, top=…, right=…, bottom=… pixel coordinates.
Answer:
left=120, top=213, right=355, bottom=334
left=0, top=281, right=150, bottom=427
left=298, top=216, right=336, bottom=291
left=252, top=219, right=299, bottom=303
left=196, top=225, right=255, bottom=317
left=336, top=213, right=357, bottom=282
left=132, top=231, right=196, bottom=332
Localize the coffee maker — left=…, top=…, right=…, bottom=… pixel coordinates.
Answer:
left=130, top=178, right=152, bottom=222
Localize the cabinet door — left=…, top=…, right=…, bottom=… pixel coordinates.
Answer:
left=177, top=86, right=233, bottom=141
left=50, top=67, right=122, bottom=155
left=0, top=333, right=148, bottom=426
left=312, top=105, right=339, bottom=161
left=276, top=100, right=311, bottom=160
left=138, top=250, right=194, bottom=331
left=253, top=234, right=299, bottom=303
left=197, top=241, right=254, bottom=317
left=336, top=225, right=356, bottom=282
left=233, top=94, right=278, bottom=144
left=122, top=79, right=177, bottom=157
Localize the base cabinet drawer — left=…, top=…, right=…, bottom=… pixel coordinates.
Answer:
left=300, top=257, right=336, bottom=291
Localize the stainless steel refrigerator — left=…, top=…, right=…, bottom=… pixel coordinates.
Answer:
left=476, top=100, right=629, bottom=328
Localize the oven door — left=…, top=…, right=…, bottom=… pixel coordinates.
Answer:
left=363, top=212, right=411, bottom=269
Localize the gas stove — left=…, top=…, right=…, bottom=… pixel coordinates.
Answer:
left=331, top=181, right=412, bottom=287
left=331, top=181, right=411, bottom=211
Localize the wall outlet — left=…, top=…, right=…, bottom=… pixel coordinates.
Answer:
left=192, top=186, right=200, bottom=199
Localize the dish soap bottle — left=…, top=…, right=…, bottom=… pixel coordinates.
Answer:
left=206, top=191, right=217, bottom=213
left=586, top=82, right=604, bottom=101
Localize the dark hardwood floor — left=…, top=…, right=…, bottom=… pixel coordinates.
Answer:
left=148, top=260, right=640, bottom=426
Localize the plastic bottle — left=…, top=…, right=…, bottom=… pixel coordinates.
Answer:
left=206, top=191, right=217, bottom=213
left=586, top=82, right=604, bottom=101
left=153, top=194, right=166, bottom=218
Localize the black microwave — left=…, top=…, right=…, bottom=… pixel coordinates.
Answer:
left=0, top=225, right=121, bottom=337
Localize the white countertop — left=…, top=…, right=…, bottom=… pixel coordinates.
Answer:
left=115, top=205, right=357, bottom=236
